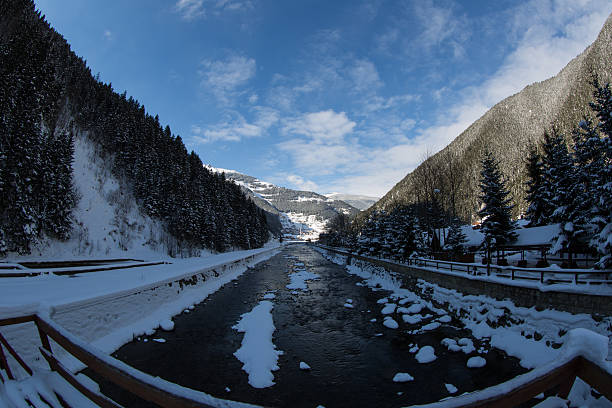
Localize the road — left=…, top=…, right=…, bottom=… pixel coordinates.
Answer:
left=95, top=244, right=527, bottom=407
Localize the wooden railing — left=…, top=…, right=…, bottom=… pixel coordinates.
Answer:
left=1, top=313, right=612, bottom=407
left=0, top=314, right=257, bottom=408
left=317, top=245, right=611, bottom=285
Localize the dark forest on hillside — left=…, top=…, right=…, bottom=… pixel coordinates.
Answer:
left=0, top=0, right=270, bottom=256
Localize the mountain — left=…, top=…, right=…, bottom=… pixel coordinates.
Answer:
left=207, top=167, right=360, bottom=240
left=0, top=1, right=270, bottom=257
left=325, top=193, right=379, bottom=211
left=367, top=13, right=612, bottom=223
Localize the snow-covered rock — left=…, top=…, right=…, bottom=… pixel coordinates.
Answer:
left=383, top=317, right=399, bottom=329
left=415, top=346, right=437, bottom=363
left=392, top=373, right=414, bottom=382
left=467, top=356, right=487, bottom=368
left=159, top=319, right=174, bottom=331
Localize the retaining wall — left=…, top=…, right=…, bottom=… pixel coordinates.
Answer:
left=319, top=246, right=612, bottom=317
left=1, top=247, right=279, bottom=376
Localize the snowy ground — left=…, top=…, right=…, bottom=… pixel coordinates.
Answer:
left=0, top=242, right=281, bottom=317
left=316, top=247, right=612, bottom=407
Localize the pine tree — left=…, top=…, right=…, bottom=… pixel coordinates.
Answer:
left=524, top=145, right=547, bottom=226
left=445, top=217, right=468, bottom=256
left=545, top=128, right=585, bottom=264
left=478, top=152, right=517, bottom=247
left=583, top=79, right=612, bottom=268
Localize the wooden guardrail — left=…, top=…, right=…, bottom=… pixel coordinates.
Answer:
left=317, top=245, right=611, bottom=285
left=0, top=310, right=611, bottom=407
left=0, top=314, right=259, bottom=407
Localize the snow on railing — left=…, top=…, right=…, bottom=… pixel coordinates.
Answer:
left=0, top=314, right=260, bottom=408
left=316, top=245, right=611, bottom=286
left=1, top=314, right=611, bottom=407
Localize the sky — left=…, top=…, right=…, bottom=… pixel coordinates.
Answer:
left=34, top=0, right=612, bottom=197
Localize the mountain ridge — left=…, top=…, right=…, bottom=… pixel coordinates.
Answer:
left=368, top=13, right=612, bottom=223
left=206, top=166, right=360, bottom=239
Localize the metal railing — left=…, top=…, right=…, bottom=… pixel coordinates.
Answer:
left=317, top=245, right=611, bottom=285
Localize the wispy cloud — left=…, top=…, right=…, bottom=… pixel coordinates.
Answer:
left=286, top=174, right=319, bottom=192
left=282, top=110, right=355, bottom=145
left=174, top=0, right=254, bottom=20
left=191, top=107, right=278, bottom=144
left=198, top=54, right=256, bottom=105
left=175, top=0, right=205, bottom=20
left=412, top=0, right=470, bottom=58
left=415, top=0, right=612, bottom=152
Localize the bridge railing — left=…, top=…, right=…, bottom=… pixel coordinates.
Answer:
left=1, top=310, right=612, bottom=407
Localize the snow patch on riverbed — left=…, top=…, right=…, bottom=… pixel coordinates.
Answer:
left=233, top=300, right=283, bottom=388
left=286, top=270, right=320, bottom=290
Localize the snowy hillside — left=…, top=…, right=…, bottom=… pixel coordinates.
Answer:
left=11, top=133, right=183, bottom=261
left=207, top=167, right=360, bottom=240
left=325, top=193, right=379, bottom=210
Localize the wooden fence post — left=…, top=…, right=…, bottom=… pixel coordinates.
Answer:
left=0, top=341, right=13, bottom=380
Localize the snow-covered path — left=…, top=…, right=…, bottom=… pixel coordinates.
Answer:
left=99, top=244, right=531, bottom=408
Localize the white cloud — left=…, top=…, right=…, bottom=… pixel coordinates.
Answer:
left=416, top=0, right=612, bottom=151
left=175, top=0, right=205, bottom=20
left=191, top=107, right=278, bottom=144
left=199, top=55, right=256, bottom=105
left=282, top=110, right=356, bottom=145
left=412, top=0, right=470, bottom=58
left=349, top=60, right=382, bottom=92
left=174, top=0, right=254, bottom=20
left=275, top=3, right=610, bottom=197
left=286, top=175, right=319, bottom=192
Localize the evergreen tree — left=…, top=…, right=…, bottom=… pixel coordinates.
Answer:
left=524, top=145, right=547, bottom=226
left=582, top=79, right=612, bottom=268
left=546, top=128, right=585, bottom=264
left=478, top=152, right=517, bottom=247
left=445, top=217, right=468, bottom=256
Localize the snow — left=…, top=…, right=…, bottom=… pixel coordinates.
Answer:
left=415, top=346, right=437, bottom=363
left=263, top=293, right=276, bottom=300
left=466, top=356, right=487, bottom=368
left=532, top=396, right=568, bottom=408
left=286, top=269, right=320, bottom=290
left=11, top=134, right=179, bottom=261
left=159, top=319, right=175, bottom=331
left=438, top=315, right=452, bottom=323
left=152, top=338, right=166, bottom=343
left=299, top=362, right=311, bottom=370
left=445, top=383, right=458, bottom=394
left=0, top=245, right=281, bottom=375
left=343, top=303, right=354, bottom=308
left=381, top=303, right=396, bottom=314
left=404, top=303, right=423, bottom=314
left=403, top=314, right=427, bottom=324
left=392, top=373, right=414, bottom=382
left=383, top=317, right=399, bottom=329
left=441, top=338, right=475, bottom=354
left=232, top=300, right=283, bottom=389
left=318, top=246, right=612, bottom=407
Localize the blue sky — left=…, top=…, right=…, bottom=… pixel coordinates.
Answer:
left=35, top=0, right=611, bottom=197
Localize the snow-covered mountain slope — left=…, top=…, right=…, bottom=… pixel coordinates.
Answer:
left=17, top=133, right=186, bottom=260
left=207, top=167, right=360, bottom=240
left=325, top=193, right=379, bottom=211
